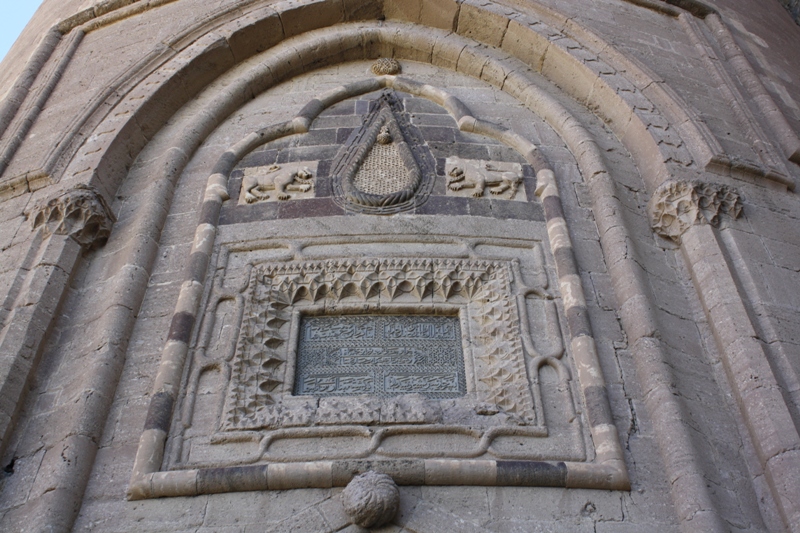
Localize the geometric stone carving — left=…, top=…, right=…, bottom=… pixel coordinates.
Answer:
left=445, top=157, right=524, bottom=200
left=370, top=58, right=401, bottom=76
left=240, top=162, right=315, bottom=204
left=332, top=91, right=436, bottom=215
left=341, top=471, right=400, bottom=529
left=223, top=258, right=537, bottom=430
left=648, top=180, right=742, bottom=241
left=29, top=184, right=116, bottom=248
left=352, top=127, right=416, bottom=197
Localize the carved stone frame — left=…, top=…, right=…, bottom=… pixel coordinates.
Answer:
left=175, top=258, right=539, bottom=463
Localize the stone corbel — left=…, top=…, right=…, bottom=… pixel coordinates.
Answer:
left=29, top=184, right=116, bottom=249
left=648, top=180, right=742, bottom=242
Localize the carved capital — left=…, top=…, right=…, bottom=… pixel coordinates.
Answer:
left=648, top=180, right=742, bottom=241
left=30, top=185, right=116, bottom=248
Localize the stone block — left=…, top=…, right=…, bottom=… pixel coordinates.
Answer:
left=420, top=0, right=460, bottom=31
left=263, top=505, right=331, bottom=533
left=502, top=20, right=549, bottom=72
left=203, top=489, right=330, bottom=527
left=457, top=2, right=509, bottom=48
left=225, top=8, right=284, bottom=63
left=399, top=498, right=486, bottom=533
left=384, top=0, right=422, bottom=23
left=279, top=0, right=344, bottom=38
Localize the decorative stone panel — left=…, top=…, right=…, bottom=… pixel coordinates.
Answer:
left=331, top=90, right=436, bottom=214
left=130, top=77, right=627, bottom=500
left=648, top=179, right=742, bottom=241
left=223, top=258, right=536, bottom=431
left=445, top=157, right=525, bottom=200
left=237, top=161, right=317, bottom=204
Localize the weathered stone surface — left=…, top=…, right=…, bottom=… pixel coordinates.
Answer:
left=0, top=2, right=799, bottom=533
left=341, top=471, right=400, bottom=528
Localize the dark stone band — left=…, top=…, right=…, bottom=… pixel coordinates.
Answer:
left=144, top=391, right=175, bottom=432
left=167, top=311, right=195, bottom=344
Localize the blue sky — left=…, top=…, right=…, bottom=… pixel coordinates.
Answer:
left=0, top=1, right=45, bottom=62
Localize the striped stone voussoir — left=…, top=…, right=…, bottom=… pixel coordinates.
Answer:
left=535, top=167, right=625, bottom=467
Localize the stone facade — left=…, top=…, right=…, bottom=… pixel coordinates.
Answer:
left=0, top=1, right=799, bottom=532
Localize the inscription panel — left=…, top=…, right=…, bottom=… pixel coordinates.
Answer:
left=294, top=315, right=466, bottom=398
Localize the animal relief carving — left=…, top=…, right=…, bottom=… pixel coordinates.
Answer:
left=445, top=157, right=523, bottom=199
left=240, top=162, right=315, bottom=204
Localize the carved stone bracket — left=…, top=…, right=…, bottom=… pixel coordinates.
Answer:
left=30, top=185, right=116, bottom=248
left=648, top=180, right=742, bottom=241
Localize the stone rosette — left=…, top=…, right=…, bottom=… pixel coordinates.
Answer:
left=341, top=471, right=400, bottom=528
left=371, top=58, right=401, bottom=76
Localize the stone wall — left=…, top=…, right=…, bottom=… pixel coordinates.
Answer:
left=0, top=1, right=799, bottom=532
left=778, top=0, right=800, bottom=24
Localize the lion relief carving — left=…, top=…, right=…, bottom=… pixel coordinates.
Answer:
left=445, top=157, right=523, bottom=199
left=241, top=163, right=315, bottom=204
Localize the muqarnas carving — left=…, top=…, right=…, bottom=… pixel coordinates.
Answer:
left=223, top=258, right=537, bottom=431
left=445, top=157, right=524, bottom=200
left=332, top=91, right=436, bottom=214
left=239, top=162, right=316, bottom=204
left=648, top=179, right=742, bottom=241
left=30, top=184, right=116, bottom=248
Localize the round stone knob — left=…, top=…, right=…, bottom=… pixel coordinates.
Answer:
left=341, top=471, right=400, bottom=528
left=376, top=126, right=393, bottom=145
left=371, top=58, right=401, bottom=76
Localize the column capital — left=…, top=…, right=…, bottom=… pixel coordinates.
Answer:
left=648, top=180, right=742, bottom=242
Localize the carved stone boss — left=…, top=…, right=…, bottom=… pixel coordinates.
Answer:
left=648, top=180, right=742, bottom=241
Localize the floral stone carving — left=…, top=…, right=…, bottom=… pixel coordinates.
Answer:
left=30, top=184, right=116, bottom=248
left=370, top=58, right=401, bottom=76
left=648, top=180, right=742, bottom=241
left=341, top=471, right=400, bottom=528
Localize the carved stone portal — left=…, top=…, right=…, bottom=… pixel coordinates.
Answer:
left=30, top=184, right=116, bottom=248
left=648, top=180, right=742, bottom=241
